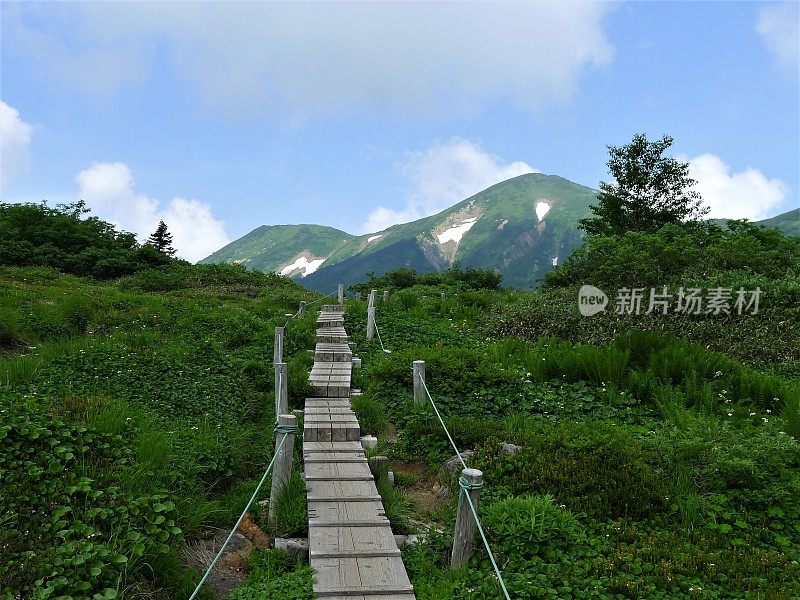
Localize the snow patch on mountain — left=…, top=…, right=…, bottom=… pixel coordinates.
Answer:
left=367, top=234, right=383, bottom=243
left=436, top=217, right=478, bottom=244
left=536, top=201, right=551, bottom=221
left=280, top=255, right=325, bottom=277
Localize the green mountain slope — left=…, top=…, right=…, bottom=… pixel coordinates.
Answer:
left=200, top=175, right=797, bottom=291
left=754, top=208, right=799, bottom=237
left=304, top=173, right=598, bottom=290
left=198, top=224, right=354, bottom=276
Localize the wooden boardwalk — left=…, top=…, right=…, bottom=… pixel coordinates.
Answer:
left=304, top=304, right=415, bottom=599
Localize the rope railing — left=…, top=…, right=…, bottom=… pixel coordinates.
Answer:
left=188, top=431, right=290, bottom=600
left=193, top=289, right=341, bottom=598
left=373, top=318, right=391, bottom=354
left=419, top=378, right=511, bottom=600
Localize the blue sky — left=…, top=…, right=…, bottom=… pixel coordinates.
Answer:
left=1, top=1, right=798, bottom=261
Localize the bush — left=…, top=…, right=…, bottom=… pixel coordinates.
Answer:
left=473, top=424, right=666, bottom=519
left=483, top=495, right=584, bottom=560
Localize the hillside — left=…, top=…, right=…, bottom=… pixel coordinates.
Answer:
left=3, top=203, right=799, bottom=599
left=198, top=224, right=355, bottom=276
left=202, top=173, right=599, bottom=290
left=201, top=177, right=798, bottom=292
left=754, top=207, right=800, bottom=236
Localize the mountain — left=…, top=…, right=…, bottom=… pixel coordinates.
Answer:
left=199, top=175, right=799, bottom=290
left=753, top=208, right=799, bottom=237
left=303, top=173, right=598, bottom=290
left=201, top=173, right=599, bottom=290
left=199, top=224, right=354, bottom=277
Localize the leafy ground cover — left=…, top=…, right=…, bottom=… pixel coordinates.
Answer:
left=347, top=270, right=800, bottom=599
left=0, top=264, right=319, bottom=599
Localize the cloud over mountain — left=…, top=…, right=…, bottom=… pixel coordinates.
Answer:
left=76, top=162, right=230, bottom=262
left=363, top=137, right=537, bottom=232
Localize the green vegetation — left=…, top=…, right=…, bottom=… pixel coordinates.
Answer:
left=346, top=214, right=800, bottom=598
left=0, top=203, right=320, bottom=599
left=0, top=201, right=176, bottom=279
left=579, top=133, right=706, bottom=236
left=3, top=174, right=799, bottom=599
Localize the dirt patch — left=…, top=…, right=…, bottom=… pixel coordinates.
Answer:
left=180, top=515, right=270, bottom=600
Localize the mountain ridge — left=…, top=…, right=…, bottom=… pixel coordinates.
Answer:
left=200, top=174, right=799, bottom=289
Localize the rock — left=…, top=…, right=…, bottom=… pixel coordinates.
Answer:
left=444, top=451, right=474, bottom=473
left=393, top=534, right=426, bottom=548
left=274, top=537, right=309, bottom=562
left=502, top=443, right=521, bottom=454
left=432, top=481, right=451, bottom=502
left=360, top=435, right=378, bottom=449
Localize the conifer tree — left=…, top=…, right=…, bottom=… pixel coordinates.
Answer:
left=145, top=220, right=176, bottom=256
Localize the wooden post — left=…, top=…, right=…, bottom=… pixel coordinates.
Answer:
left=366, top=289, right=376, bottom=340
left=338, top=283, right=344, bottom=305
left=451, top=468, right=483, bottom=568
left=369, top=455, right=389, bottom=484
left=274, top=326, right=284, bottom=364
left=298, top=301, right=306, bottom=318
left=274, top=362, right=288, bottom=416
left=383, top=290, right=389, bottom=302
left=269, top=413, right=297, bottom=524
left=413, top=360, right=426, bottom=406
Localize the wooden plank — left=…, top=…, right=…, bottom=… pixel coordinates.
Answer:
left=303, top=441, right=363, bottom=453
left=309, top=525, right=398, bottom=558
left=305, top=461, right=373, bottom=481
left=313, top=557, right=414, bottom=595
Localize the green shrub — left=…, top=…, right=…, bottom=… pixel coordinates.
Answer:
left=473, top=424, right=666, bottom=519
left=483, top=495, right=584, bottom=560
left=0, top=396, right=182, bottom=598
left=0, top=306, right=20, bottom=348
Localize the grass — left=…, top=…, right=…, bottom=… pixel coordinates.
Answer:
left=0, top=265, right=317, bottom=599
left=346, top=283, right=800, bottom=599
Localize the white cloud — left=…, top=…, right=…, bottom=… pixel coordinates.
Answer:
left=685, top=153, right=788, bottom=221
left=363, top=137, right=537, bottom=232
left=6, top=3, right=613, bottom=116
left=757, top=3, right=800, bottom=70
left=75, top=162, right=230, bottom=262
left=0, top=101, right=33, bottom=188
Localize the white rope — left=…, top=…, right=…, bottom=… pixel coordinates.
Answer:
left=418, top=378, right=510, bottom=600
left=189, top=432, right=289, bottom=600
left=373, top=319, right=390, bottom=354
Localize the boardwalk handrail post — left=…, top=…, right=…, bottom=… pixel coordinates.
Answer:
left=413, top=360, right=426, bottom=406
left=366, top=289, right=376, bottom=340
left=268, top=413, right=297, bottom=524
left=299, top=301, right=306, bottom=318
left=274, top=326, right=284, bottom=364
left=383, top=290, right=389, bottom=302
left=338, top=283, right=344, bottom=305
left=451, top=467, right=483, bottom=568
left=274, top=362, right=288, bottom=416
